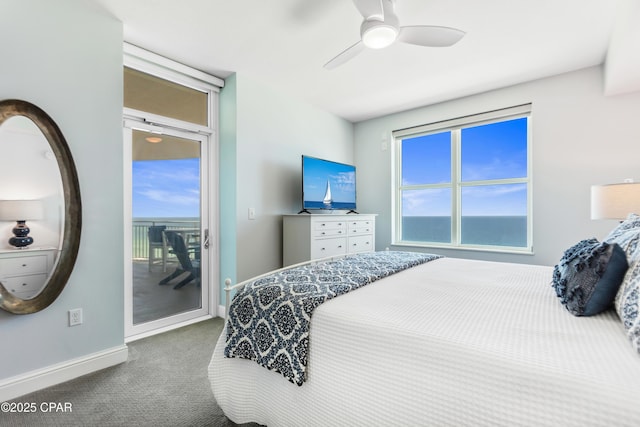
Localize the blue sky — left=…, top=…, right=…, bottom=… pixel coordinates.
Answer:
left=401, top=117, right=528, bottom=216
left=303, top=157, right=356, bottom=203
left=132, top=158, right=200, bottom=218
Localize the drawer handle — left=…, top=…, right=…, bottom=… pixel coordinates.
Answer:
left=22, top=264, right=27, bottom=267
left=22, top=283, right=28, bottom=287
left=338, top=245, right=343, bottom=248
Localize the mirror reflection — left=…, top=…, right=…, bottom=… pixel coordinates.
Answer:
left=0, top=116, right=63, bottom=300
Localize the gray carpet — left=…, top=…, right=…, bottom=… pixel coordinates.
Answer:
left=2, top=318, right=260, bottom=427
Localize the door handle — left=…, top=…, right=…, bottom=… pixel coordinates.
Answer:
left=203, top=229, right=210, bottom=249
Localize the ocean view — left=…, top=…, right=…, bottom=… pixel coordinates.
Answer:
left=402, top=216, right=527, bottom=247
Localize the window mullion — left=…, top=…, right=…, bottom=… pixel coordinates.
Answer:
left=451, top=129, right=461, bottom=245
left=459, top=177, right=528, bottom=187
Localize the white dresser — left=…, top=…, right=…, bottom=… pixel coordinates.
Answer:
left=0, top=247, right=57, bottom=299
left=283, top=214, right=376, bottom=266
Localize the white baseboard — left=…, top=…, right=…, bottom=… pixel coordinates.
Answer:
left=0, top=345, right=128, bottom=402
left=218, top=304, right=226, bottom=319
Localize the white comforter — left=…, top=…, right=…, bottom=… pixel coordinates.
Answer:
left=208, top=257, right=640, bottom=426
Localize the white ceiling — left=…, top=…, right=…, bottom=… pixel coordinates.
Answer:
left=94, top=0, right=640, bottom=123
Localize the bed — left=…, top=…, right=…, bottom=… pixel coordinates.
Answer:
left=209, top=217, right=640, bottom=426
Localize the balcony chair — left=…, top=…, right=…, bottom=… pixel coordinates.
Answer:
left=158, top=230, right=200, bottom=289
left=148, top=225, right=168, bottom=272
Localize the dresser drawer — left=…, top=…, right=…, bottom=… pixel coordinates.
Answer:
left=311, top=237, right=347, bottom=258
left=313, top=220, right=346, bottom=238
left=349, top=235, right=373, bottom=253
left=0, top=255, right=48, bottom=276
left=348, top=219, right=373, bottom=228
left=1, top=273, right=48, bottom=294
left=349, top=223, right=373, bottom=235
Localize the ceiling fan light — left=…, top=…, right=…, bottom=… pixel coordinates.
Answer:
left=362, top=24, right=398, bottom=49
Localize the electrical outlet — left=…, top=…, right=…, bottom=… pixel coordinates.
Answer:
left=248, top=207, right=256, bottom=220
left=69, top=308, right=83, bottom=326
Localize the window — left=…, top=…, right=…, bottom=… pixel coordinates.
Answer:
left=393, top=105, right=531, bottom=252
left=124, top=67, right=209, bottom=126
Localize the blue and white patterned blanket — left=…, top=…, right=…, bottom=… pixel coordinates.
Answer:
left=224, top=251, right=442, bottom=385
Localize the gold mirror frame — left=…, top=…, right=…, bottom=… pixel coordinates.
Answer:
left=0, top=99, right=81, bottom=314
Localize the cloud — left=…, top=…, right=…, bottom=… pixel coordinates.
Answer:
left=402, top=188, right=450, bottom=216
left=136, top=188, right=199, bottom=206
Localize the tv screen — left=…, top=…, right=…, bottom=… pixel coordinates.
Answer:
left=302, top=155, right=356, bottom=211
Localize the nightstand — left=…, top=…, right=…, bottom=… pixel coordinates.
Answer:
left=0, top=247, right=58, bottom=299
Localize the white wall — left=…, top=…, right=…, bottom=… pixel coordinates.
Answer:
left=220, top=74, right=354, bottom=285
left=0, top=0, right=125, bottom=391
left=355, top=66, right=640, bottom=266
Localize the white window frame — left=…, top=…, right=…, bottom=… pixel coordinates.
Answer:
left=392, top=104, right=533, bottom=254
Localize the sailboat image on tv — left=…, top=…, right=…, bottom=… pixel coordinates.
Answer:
left=322, top=180, right=332, bottom=207
left=300, top=155, right=357, bottom=212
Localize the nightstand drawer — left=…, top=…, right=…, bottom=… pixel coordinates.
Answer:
left=0, top=255, right=48, bottom=276
left=2, top=273, right=48, bottom=294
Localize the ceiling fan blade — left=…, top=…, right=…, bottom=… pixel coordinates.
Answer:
left=352, top=0, right=385, bottom=20
left=398, top=25, right=465, bottom=47
left=324, top=41, right=366, bottom=70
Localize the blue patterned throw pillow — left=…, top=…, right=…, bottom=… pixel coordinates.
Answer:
left=552, top=239, right=628, bottom=316
left=616, top=259, right=640, bottom=354
left=604, top=213, right=640, bottom=264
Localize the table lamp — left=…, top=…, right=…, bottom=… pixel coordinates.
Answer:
left=591, top=181, right=640, bottom=220
left=0, top=200, right=44, bottom=248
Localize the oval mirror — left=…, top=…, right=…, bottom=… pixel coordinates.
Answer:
left=0, top=99, right=81, bottom=314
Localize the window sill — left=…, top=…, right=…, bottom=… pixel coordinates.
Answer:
left=392, top=241, right=534, bottom=256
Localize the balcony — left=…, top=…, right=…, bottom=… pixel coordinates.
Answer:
left=131, top=219, right=201, bottom=325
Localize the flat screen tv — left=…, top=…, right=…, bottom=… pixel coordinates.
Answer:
left=301, top=155, right=357, bottom=213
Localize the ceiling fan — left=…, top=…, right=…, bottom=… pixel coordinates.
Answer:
left=324, top=0, right=465, bottom=70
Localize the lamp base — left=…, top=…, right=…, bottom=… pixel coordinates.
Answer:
left=9, top=220, right=34, bottom=248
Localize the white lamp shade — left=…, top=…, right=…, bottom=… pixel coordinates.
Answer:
left=0, top=200, right=44, bottom=221
left=591, top=182, right=640, bottom=220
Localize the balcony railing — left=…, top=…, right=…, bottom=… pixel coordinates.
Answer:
left=132, top=218, right=200, bottom=261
